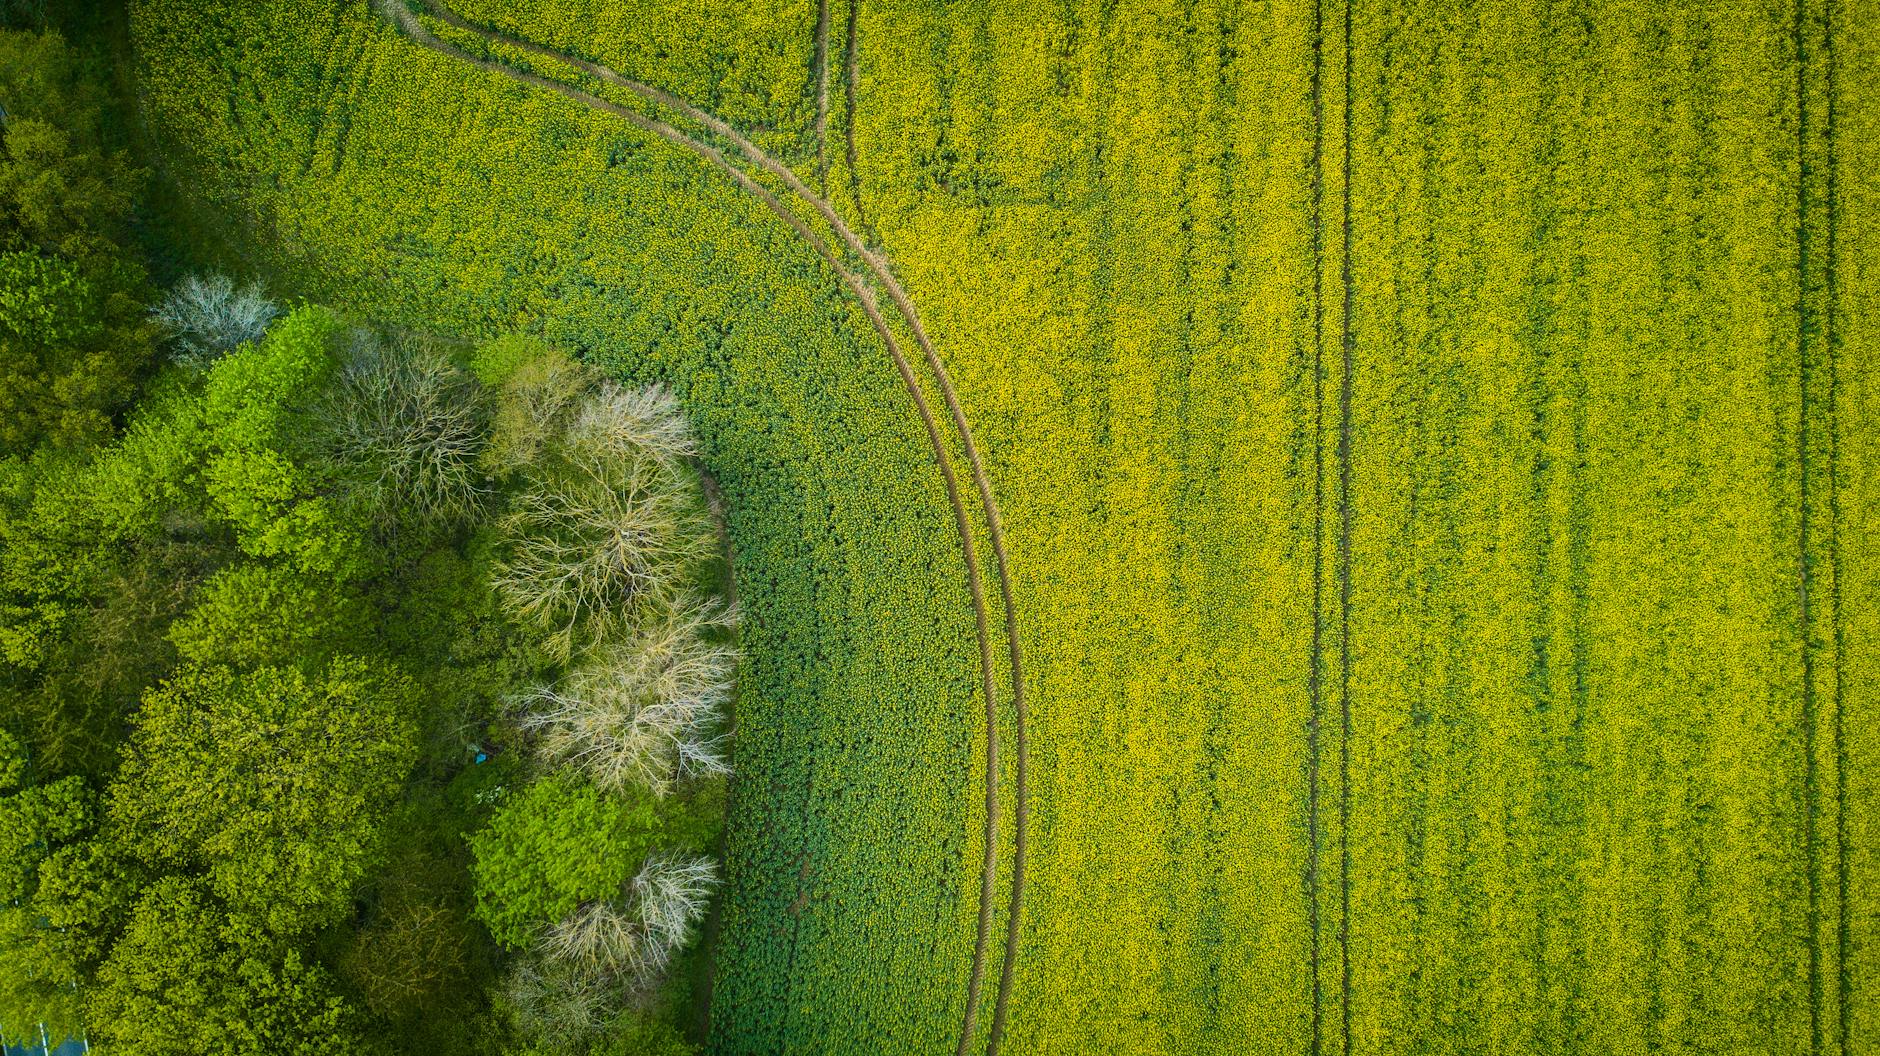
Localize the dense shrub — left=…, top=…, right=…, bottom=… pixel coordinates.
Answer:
left=468, top=773, right=666, bottom=949
left=500, top=952, right=615, bottom=1049
left=0, top=730, right=103, bottom=1035
left=338, top=870, right=476, bottom=1022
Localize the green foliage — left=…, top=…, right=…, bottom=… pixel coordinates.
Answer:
left=30, top=837, right=138, bottom=969
left=469, top=773, right=665, bottom=949
left=0, top=724, right=22, bottom=789
left=88, top=877, right=363, bottom=1056
left=0, top=770, right=87, bottom=902
left=0, top=838, right=135, bottom=1037
left=470, top=331, right=555, bottom=389
left=166, top=561, right=372, bottom=670
left=334, top=842, right=486, bottom=1034
left=481, top=342, right=590, bottom=479
left=200, top=304, right=372, bottom=577
left=0, top=27, right=153, bottom=454
left=109, top=658, right=418, bottom=934
left=0, top=749, right=105, bottom=1037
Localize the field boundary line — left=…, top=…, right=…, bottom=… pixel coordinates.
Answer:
left=378, top=4, right=1029, bottom=1053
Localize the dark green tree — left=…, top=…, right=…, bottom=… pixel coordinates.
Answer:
left=0, top=28, right=154, bottom=454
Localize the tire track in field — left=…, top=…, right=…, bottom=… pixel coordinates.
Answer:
left=1337, top=0, right=1357, bottom=1051
left=840, top=0, right=882, bottom=248
left=1796, top=0, right=1824, bottom=1048
left=1304, top=0, right=1330, bottom=1046
left=812, top=0, right=832, bottom=192
left=1823, top=2, right=1849, bottom=1049
left=377, top=5, right=1029, bottom=1053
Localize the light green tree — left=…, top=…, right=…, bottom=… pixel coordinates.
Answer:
left=87, top=877, right=364, bottom=1056
left=108, top=658, right=417, bottom=934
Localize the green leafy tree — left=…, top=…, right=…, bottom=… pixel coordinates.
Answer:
left=200, top=305, right=373, bottom=578
left=0, top=28, right=153, bottom=454
left=469, top=773, right=666, bottom=949
left=88, top=876, right=364, bottom=1056
left=108, top=657, right=417, bottom=934
left=0, top=737, right=87, bottom=903
left=166, top=561, right=373, bottom=671
left=0, top=727, right=107, bottom=1035
left=0, top=381, right=217, bottom=776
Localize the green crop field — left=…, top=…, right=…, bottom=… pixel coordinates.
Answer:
left=124, top=0, right=1875, bottom=1053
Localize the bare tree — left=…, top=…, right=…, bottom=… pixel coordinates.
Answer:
left=491, top=449, right=715, bottom=661
left=151, top=273, right=280, bottom=369
left=563, top=381, right=699, bottom=471
left=511, top=601, right=737, bottom=795
left=501, top=951, right=613, bottom=1046
left=538, top=853, right=719, bottom=986
left=540, top=899, right=655, bottom=982
left=631, top=852, right=718, bottom=955
left=313, top=335, right=489, bottom=533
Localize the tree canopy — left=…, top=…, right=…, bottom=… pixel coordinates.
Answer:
left=0, top=27, right=152, bottom=454
left=109, top=658, right=418, bottom=935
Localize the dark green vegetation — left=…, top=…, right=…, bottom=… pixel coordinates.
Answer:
left=0, top=291, right=735, bottom=1052
left=0, top=25, right=152, bottom=456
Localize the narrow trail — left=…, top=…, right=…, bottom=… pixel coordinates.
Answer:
left=378, top=4, right=1030, bottom=1053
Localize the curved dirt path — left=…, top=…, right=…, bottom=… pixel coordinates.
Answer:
left=379, top=4, right=1031, bottom=1052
